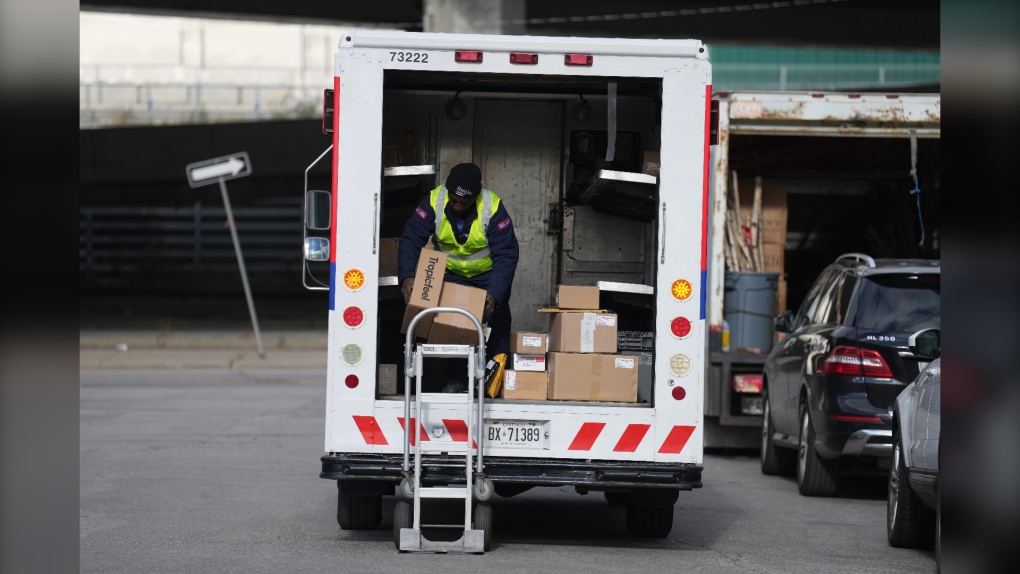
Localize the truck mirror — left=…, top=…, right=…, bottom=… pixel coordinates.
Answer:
left=908, top=328, right=940, bottom=359
left=304, top=237, right=330, bottom=261
left=306, top=190, right=331, bottom=230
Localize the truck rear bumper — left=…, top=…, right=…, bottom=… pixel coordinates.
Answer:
left=321, top=453, right=703, bottom=491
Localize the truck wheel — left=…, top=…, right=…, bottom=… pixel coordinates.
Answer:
left=604, top=491, right=628, bottom=506
left=337, top=494, right=382, bottom=530
left=796, top=409, right=840, bottom=496
left=625, top=503, right=673, bottom=538
left=393, top=501, right=412, bottom=549
left=473, top=501, right=493, bottom=551
left=760, top=394, right=796, bottom=476
left=887, top=430, right=935, bottom=548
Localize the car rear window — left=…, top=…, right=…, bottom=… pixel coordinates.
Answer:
left=854, top=274, right=940, bottom=332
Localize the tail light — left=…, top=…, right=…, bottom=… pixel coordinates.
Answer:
left=818, top=346, right=893, bottom=378
left=564, top=54, right=593, bottom=66
left=509, top=53, right=538, bottom=64
left=733, top=374, right=763, bottom=394
left=343, top=306, right=364, bottom=328
left=455, top=51, right=483, bottom=63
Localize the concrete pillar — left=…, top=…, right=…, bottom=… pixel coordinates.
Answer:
left=423, top=0, right=525, bottom=35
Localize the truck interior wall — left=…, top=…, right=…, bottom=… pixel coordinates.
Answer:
left=727, top=134, right=940, bottom=312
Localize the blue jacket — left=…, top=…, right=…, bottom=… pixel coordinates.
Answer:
left=398, top=194, right=520, bottom=306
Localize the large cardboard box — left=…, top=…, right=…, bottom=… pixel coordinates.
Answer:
left=555, top=285, right=600, bottom=310
left=400, top=249, right=447, bottom=338
left=379, top=237, right=399, bottom=277
left=547, top=352, right=638, bottom=402
left=510, top=331, right=547, bottom=354
left=501, top=370, right=548, bottom=400
left=641, top=151, right=661, bottom=177
left=738, top=182, right=788, bottom=245
left=762, top=243, right=784, bottom=273
left=427, top=282, right=487, bottom=345
left=776, top=278, right=787, bottom=314
left=548, top=312, right=618, bottom=353
left=512, top=353, right=546, bottom=372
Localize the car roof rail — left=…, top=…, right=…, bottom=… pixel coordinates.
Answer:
left=836, top=253, right=876, bottom=268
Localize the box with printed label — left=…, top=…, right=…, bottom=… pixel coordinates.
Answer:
left=501, top=370, right=548, bottom=400
left=426, top=282, right=487, bottom=345
left=548, top=312, right=618, bottom=353
left=555, top=285, right=600, bottom=310
left=510, top=331, right=547, bottom=354
left=762, top=243, right=784, bottom=273
left=546, top=352, right=638, bottom=402
left=642, top=151, right=661, bottom=177
left=512, top=353, right=546, bottom=372
left=400, top=249, right=447, bottom=338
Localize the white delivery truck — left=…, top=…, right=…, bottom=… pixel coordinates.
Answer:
left=703, top=91, right=941, bottom=448
left=301, top=29, right=715, bottom=548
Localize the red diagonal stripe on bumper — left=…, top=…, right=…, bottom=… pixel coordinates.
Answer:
left=441, top=419, right=477, bottom=449
left=397, top=417, right=430, bottom=446
left=658, top=425, right=696, bottom=454
left=567, top=422, right=606, bottom=451
left=613, top=423, right=651, bottom=452
left=352, top=415, right=388, bottom=445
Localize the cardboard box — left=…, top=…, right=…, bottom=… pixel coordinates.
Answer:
left=641, top=151, right=661, bottom=177
left=512, top=353, right=546, bottom=372
left=501, top=370, right=548, bottom=400
left=400, top=249, right=447, bottom=338
left=383, top=130, right=419, bottom=166
left=510, top=331, right=547, bottom=354
left=548, top=312, right=618, bottom=353
left=763, top=243, right=784, bottom=273
left=738, top=182, right=788, bottom=245
left=427, top=282, right=487, bottom=345
left=547, top=352, right=638, bottom=402
left=379, top=238, right=399, bottom=277
left=377, top=363, right=397, bottom=396
left=776, top=278, right=787, bottom=314
left=555, top=285, right=600, bottom=310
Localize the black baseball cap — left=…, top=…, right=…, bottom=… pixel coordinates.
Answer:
left=446, top=163, right=482, bottom=199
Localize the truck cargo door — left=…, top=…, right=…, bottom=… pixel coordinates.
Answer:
left=472, top=100, right=562, bottom=332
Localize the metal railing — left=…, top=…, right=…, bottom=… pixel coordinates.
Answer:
left=79, top=203, right=304, bottom=275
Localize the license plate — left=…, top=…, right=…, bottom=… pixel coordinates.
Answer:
left=484, top=420, right=547, bottom=449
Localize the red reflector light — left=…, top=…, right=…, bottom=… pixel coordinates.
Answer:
left=733, top=374, right=763, bottom=394
left=670, top=317, right=692, bottom=339
left=345, top=374, right=359, bottom=389
left=343, top=306, right=364, bottom=328
left=510, top=53, right=538, bottom=64
left=818, top=346, right=893, bottom=378
left=886, top=94, right=900, bottom=99
left=831, top=414, right=883, bottom=423
left=811, top=93, right=825, bottom=98
left=672, top=387, right=687, bottom=400
left=564, top=54, right=593, bottom=66
left=848, top=94, right=861, bottom=98
left=455, top=51, right=483, bottom=63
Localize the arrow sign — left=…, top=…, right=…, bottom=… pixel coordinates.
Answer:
left=186, top=152, right=252, bottom=188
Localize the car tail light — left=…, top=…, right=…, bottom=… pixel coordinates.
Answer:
left=831, top=414, right=882, bottom=423
left=818, top=346, right=893, bottom=378
left=733, top=374, right=763, bottom=394
left=509, top=53, right=538, bottom=64
left=343, top=306, right=364, bottom=328
left=455, top=51, right=483, bottom=63
left=564, top=54, right=593, bottom=66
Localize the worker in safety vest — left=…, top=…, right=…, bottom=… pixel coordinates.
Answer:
left=398, top=162, right=520, bottom=392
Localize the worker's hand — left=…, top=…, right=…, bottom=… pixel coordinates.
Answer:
left=484, top=295, right=496, bottom=319
left=401, top=277, right=414, bottom=305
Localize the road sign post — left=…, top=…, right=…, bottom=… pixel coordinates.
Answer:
left=185, top=152, right=265, bottom=358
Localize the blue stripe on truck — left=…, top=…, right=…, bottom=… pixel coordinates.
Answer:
left=329, top=263, right=336, bottom=311
left=700, top=269, right=706, bottom=320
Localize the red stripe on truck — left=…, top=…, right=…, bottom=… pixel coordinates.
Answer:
left=397, top=417, right=430, bottom=446
left=701, top=84, right=712, bottom=272
left=658, top=425, right=696, bottom=454
left=613, top=423, right=651, bottom=452
left=567, top=422, right=606, bottom=451
left=442, top=419, right=477, bottom=448
left=352, top=415, right=388, bottom=445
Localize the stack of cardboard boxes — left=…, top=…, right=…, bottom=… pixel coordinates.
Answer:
left=400, top=249, right=487, bottom=345
left=739, top=181, right=788, bottom=314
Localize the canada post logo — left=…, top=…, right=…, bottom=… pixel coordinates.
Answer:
left=415, top=206, right=428, bottom=220
left=497, top=217, right=511, bottom=230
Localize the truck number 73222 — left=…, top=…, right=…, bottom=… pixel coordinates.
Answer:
left=390, top=51, right=429, bottom=63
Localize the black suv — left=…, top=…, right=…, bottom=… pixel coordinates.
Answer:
left=760, top=253, right=940, bottom=496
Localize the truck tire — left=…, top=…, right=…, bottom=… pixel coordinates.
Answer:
left=337, top=493, right=382, bottom=530
left=625, top=503, right=673, bottom=538
left=393, top=500, right=412, bottom=549
left=760, top=393, right=796, bottom=476
left=473, top=501, right=493, bottom=551
left=797, top=409, right=840, bottom=497
left=604, top=491, right=628, bottom=506
left=887, top=430, right=935, bottom=548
